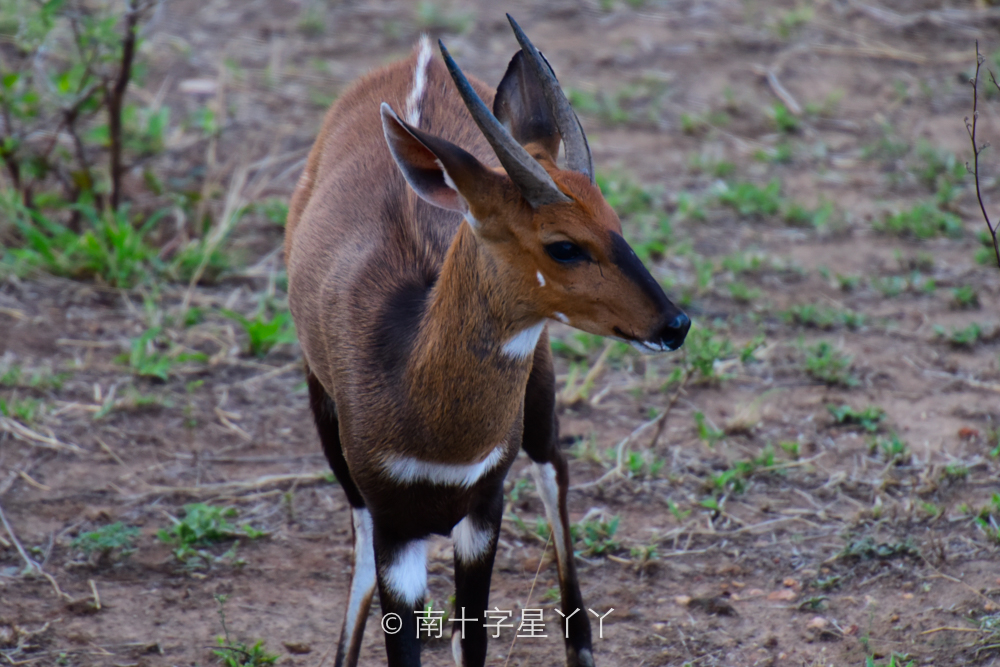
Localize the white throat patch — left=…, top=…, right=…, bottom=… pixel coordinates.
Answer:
left=501, top=321, right=545, bottom=360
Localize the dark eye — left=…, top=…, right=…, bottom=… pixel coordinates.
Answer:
left=545, top=241, right=588, bottom=264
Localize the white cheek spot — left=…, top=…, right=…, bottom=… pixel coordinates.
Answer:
left=553, top=312, right=569, bottom=324
left=536, top=271, right=546, bottom=287
left=383, top=442, right=507, bottom=488
left=452, top=516, right=495, bottom=563
left=383, top=539, right=428, bottom=606
left=501, top=320, right=545, bottom=360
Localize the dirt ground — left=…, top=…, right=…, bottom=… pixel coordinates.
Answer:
left=2, top=1, right=1000, bottom=666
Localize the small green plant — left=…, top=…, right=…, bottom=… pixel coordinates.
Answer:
left=727, top=280, right=761, bottom=304
left=812, top=574, right=842, bottom=591
left=693, top=411, right=724, bottom=447
left=975, top=494, right=1000, bottom=544
left=769, top=102, right=799, bottom=133
left=934, top=323, right=982, bottom=348
left=753, top=141, right=794, bottom=164
left=167, top=236, right=231, bottom=285
left=71, top=522, right=139, bottom=564
left=914, top=140, right=966, bottom=204
left=666, top=500, right=690, bottom=522
left=866, top=655, right=915, bottom=667
left=841, top=535, right=919, bottom=561
left=873, top=432, right=910, bottom=465
left=575, top=516, right=621, bottom=557
left=836, top=274, right=861, bottom=292
left=223, top=307, right=297, bottom=358
left=118, top=326, right=206, bottom=380
left=951, top=285, right=980, bottom=309
left=783, top=200, right=832, bottom=228
left=716, top=180, right=782, bottom=218
left=674, top=326, right=734, bottom=383
left=0, top=363, right=69, bottom=390
left=782, top=304, right=864, bottom=331
left=779, top=440, right=800, bottom=460
left=213, top=595, right=279, bottom=667
left=157, top=503, right=264, bottom=567
left=804, top=341, right=857, bottom=387
left=827, top=404, right=885, bottom=433
left=0, top=396, right=44, bottom=425
left=942, top=463, right=969, bottom=481
left=625, top=450, right=666, bottom=479
left=873, top=202, right=963, bottom=239
left=297, top=1, right=326, bottom=37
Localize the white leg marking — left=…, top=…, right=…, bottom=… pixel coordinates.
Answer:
left=532, top=462, right=568, bottom=575
left=383, top=539, right=428, bottom=606
left=553, top=312, right=569, bottom=324
left=451, top=630, right=462, bottom=666
left=384, top=442, right=506, bottom=488
left=452, top=515, right=495, bottom=563
left=536, top=271, right=546, bottom=287
left=501, top=321, right=545, bottom=360
left=406, top=35, right=432, bottom=126
left=342, top=508, right=376, bottom=644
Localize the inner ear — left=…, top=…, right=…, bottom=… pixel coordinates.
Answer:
left=381, top=103, right=466, bottom=212
left=493, top=51, right=561, bottom=161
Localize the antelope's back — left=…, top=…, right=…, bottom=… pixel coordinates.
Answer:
left=284, top=43, right=497, bottom=399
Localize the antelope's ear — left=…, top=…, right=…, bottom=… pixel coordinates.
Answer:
left=380, top=102, right=502, bottom=214
left=493, top=50, right=560, bottom=162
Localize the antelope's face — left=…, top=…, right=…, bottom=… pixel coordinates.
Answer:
left=381, top=17, right=689, bottom=353
left=494, top=169, right=688, bottom=352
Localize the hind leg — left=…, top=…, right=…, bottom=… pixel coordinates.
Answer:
left=307, top=371, right=376, bottom=667
left=521, top=335, right=595, bottom=667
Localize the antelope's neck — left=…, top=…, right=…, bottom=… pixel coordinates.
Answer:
left=405, top=222, right=541, bottom=460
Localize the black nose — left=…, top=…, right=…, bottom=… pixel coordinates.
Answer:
left=656, top=312, right=690, bottom=351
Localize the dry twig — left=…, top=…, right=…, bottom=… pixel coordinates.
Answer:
left=965, top=41, right=1000, bottom=269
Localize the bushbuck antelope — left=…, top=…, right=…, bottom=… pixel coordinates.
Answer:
left=285, top=15, right=689, bottom=667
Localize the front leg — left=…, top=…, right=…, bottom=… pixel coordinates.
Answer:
left=451, top=486, right=503, bottom=667
left=374, top=530, right=428, bottom=667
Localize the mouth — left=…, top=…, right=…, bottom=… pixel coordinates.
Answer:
left=630, top=339, right=681, bottom=354
left=613, top=327, right=684, bottom=354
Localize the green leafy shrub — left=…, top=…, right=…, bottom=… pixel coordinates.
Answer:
left=71, top=522, right=140, bottom=564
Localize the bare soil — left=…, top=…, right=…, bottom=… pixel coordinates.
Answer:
left=2, top=1, right=1000, bottom=666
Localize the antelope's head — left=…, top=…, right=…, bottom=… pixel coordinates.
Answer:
left=380, top=15, right=689, bottom=353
